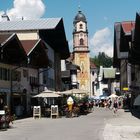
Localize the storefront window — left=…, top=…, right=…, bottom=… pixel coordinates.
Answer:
left=0, top=67, right=10, bottom=81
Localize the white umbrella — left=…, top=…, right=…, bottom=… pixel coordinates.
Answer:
left=41, top=89, right=54, bottom=93
left=134, top=95, right=140, bottom=106
left=108, top=94, right=118, bottom=98
left=33, top=93, right=61, bottom=98
left=60, top=88, right=89, bottom=95
left=33, top=89, right=61, bottom=98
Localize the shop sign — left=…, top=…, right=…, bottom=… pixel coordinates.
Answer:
left=123, top=87, right=129, bottom=91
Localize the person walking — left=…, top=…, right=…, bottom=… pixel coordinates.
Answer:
left=113, top=100, right=118, bottom=114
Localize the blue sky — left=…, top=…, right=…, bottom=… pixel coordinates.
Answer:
left=0, top=0, right=140, bottom=57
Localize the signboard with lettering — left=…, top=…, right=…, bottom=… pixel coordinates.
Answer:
left=33, top=106, right=41, bottom=119
left=51, top=105, right=58, bottom=118
left=0, top=110, right=5, bottom=115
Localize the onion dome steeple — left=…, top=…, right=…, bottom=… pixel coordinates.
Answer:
left=73, top=10, right=87, bottom=24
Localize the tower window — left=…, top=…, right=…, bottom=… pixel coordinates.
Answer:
left=80, top=24, right=83, bottom=29
left=80, top=38, right=84, bottom=45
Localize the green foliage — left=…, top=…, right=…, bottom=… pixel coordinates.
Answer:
left=91, top=52, right=113, bottom=68
left=71, top=95, right=89, bottom=104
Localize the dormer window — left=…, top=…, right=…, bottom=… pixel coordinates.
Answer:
left=80, top=38, right=84, bottom=45
left=80, top=24, right=83, bottom=29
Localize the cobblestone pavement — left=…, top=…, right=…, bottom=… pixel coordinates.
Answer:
left=103, top=109, right=140, bottom=140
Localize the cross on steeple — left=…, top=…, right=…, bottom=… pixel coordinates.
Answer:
left=78, top=4, right=81, bottom=11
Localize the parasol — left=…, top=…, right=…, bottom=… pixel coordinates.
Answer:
left=60, top=88, right=89, bottom=95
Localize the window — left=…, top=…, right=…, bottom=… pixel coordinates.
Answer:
left=0, top=67, right=10, bottom=81
left=80, top=24, right=83, bottom=29
left=30, top=76, right=38, bottom=85
left=12, top=70, right=21, bottom=81
left=23, top=69, right=28, bottom=78
left=80, top=38, right=84, bottom=45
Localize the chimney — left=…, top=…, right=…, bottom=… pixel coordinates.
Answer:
left=1, top=12, right=10, bottom=21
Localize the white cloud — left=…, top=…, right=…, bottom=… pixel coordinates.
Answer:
left=0, top=0, right=45, bottom=21
left=89, top=27, right=113, bottom=57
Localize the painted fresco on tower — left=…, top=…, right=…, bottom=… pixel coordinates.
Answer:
left=73, top=9, right=90, bottom=92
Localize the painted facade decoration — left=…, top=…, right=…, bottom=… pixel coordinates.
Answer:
left=73, top=10, right=90, bottom=92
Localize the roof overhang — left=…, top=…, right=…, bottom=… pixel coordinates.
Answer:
left=21, top=39, right=49, bottom=68
left=61, top=70, right=71, bottom=80
left=113, top=21, right=134, bottom=67
left=134, top=13, right=140, bottom=46
left=129, top=13, right=140, bottom=64
left=39, top=19, right=70, bottom=59
left=66, top=63, right=80, bottom=70
left=0, top=18, right=70, bottom=60
left=0, top=33, right=27, bottom=64
left=0, top=18, right=62, bottom=31
left=113, top=23, right=121, bottom=67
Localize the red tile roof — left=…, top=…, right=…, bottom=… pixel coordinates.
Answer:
left=0, top=33, right=13, bottom=44
left=90, top=60, right=96, bottom=69
left=21, top=40, right=38, bottom=54
left=121, top=21, right=135, bottom=33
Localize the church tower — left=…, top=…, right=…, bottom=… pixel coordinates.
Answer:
left=73, top=10, right=90, bottom=93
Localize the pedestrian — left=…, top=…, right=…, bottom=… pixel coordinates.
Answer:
left=118, top=99, right=122, bottom=109
left=104, top=100, right=107, bottom=108
left=113, top=100, right=118, bottom=114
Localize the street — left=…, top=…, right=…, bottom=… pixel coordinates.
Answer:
left=0, top=108, right=140, bottom=140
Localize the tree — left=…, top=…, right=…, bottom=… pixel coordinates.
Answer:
left=91, top=52, right=113, bottom=68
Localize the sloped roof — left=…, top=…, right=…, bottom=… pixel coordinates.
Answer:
left=113, top=21, right=134, bottom=67
left=21, top=40, right=39, bottom=55
left=90, top=59, right=96, bottom=69
left=121, top=21, right=135, bottom=34
left=0, top=18, right=61, bottom=31
left=0, top=18, right=70, bottom=59
left=67, top=63, right=80, bottom=70
left=129, top=13, right=140, bottom=65
left=0, top=33, right=13, bottom=44
left=0, top=33, right=27, bottom=64
left=21, top=39, right=49, bottom=68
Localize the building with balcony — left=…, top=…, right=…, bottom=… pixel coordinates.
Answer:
left=0, top=15, right=70, bottom=116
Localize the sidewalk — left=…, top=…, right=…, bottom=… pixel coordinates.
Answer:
left=103, top=109, right=140, bottom=140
